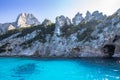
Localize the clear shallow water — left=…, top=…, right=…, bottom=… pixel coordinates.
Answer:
left=0, top=57, right=120, bottom=80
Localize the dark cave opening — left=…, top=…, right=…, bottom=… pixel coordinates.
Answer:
left=103, top=44, right=115, bottom=57
left=113, top=35, right=120, bottom=42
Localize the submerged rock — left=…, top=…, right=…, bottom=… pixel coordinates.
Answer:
left=14, top=63, right=36, bottom=74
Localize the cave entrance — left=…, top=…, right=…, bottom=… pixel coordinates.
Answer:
left=103, top=44, right=115, bottom=57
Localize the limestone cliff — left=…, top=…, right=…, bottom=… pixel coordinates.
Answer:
left=0, top=9, right=120, bottom=57
left=0, top=13, right=40, bottom=35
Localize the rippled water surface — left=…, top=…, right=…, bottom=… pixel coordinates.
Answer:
left=0, top=57, right=120, bottom=80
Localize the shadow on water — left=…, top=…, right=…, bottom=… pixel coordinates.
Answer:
left=75, top=57, right=120, bottom=69
left=11, top=63, right=37, bottom=80
left=15, top=63, right=36, bottom=74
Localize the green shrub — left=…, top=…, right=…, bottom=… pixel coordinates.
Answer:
left=0, top=29, right=19, bottom=41
left=0, top=43, right=12, bottom=53
left=77, top=21, right=99, bottom=42
left=20, top=24, right=55, bottom=49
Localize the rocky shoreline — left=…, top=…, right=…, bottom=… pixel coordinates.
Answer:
left=0, top=9, right=120, bottom=57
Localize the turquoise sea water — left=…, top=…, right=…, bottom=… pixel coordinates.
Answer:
left=0, top=57, right=120, bottom=80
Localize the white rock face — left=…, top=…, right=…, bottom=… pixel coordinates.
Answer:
left=55, top=15, right=71, bottom=35
left=0, top=13, right=40, bottom=34
left=16, top=13, right=40, bottom=28
left=85, top=11, right=106, bottom=22
left=56, top=15, right=71, bottom=27
left=66, top=17, right=72, bottom=26
left=0, top=23, right=16, bottom=34
left=8, top=24, right=15, bottom=30
left=85, top=11, right=92, bottom=22
left=0, top=23, right=10, bottom=34
left=92, top=11, right=106, bottom=21
left=42, top=19, right=52, bottom=26
left=72, top=12, right=83, bottom=25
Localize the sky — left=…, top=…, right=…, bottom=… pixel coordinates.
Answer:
left=0, top=0, right=120, bottom=23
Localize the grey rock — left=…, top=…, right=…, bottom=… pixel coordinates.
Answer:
left=55, top=15, right=71, bottom=35
left=0, top=23, right=11, bottom=34
left=42, top=19, right=52, bottom=27
left=0, top=9, right=120, bottom=57
left=15, top=13, right=40, bottom=28
left=116, top=8, right=120, bottom=15
left=56, top=15, right=71, bottom=27
left=85, top=11, right=92, bottom=22
left=92, top=11, right=107, bottom=21
left=72, top=12, right=83, bottom=25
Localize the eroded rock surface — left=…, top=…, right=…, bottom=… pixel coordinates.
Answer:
left=0, top=9, right=120, bottom=57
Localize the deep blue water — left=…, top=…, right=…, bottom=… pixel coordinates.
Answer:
left=0, top=57, right=120, bottom=80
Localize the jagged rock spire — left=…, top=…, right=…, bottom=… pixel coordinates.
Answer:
left=72, top=12, right=83, bottom=25
left=55, top=15, right=71, bottom=35
left=85, top=11, right=92, bottom=22
left=92, top=11, right=107, bottom=21
left=42, top=19, right=52, bottom=26
left=16, top=13, right=40, bottom=28
left=55, top=15, right=71, bottom=27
